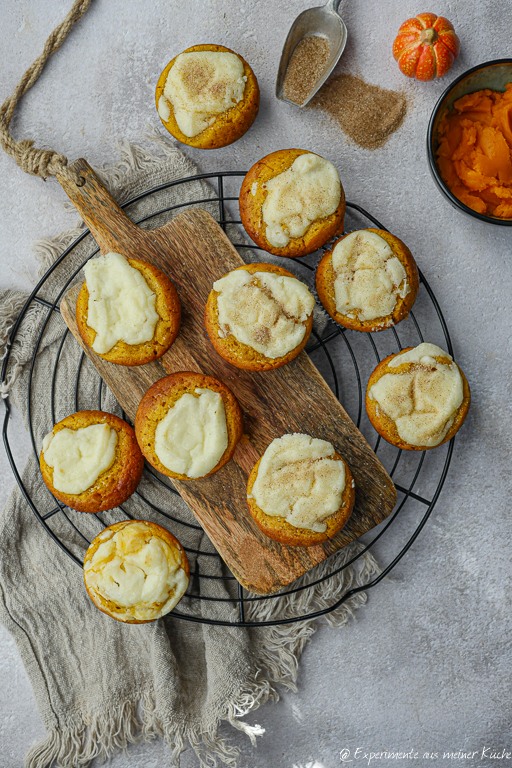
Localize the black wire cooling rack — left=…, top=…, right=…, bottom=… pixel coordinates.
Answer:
left=1, top=171, right=455, bottom=627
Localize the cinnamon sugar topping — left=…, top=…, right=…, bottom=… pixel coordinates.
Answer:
left=213, top=269, right=315, bottom=359
left=369, top=343, right=464, bottom=446
left=161, top=51, right=247, bottom=137
left=250, top=433, right=345, bottom=532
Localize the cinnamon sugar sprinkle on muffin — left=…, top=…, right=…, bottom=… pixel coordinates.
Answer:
left=205, top=262, right=315, bottom=371
left=247, top=433, right=355, bottom=547
left=239, top=149, right=345, bottom=258
left=366, top=343, right=471, bottom=450
left=156, top=44, right=259, bottom=149
left=316, top=228, right=419, bottom=332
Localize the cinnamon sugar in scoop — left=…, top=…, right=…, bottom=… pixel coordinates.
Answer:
left=283, top=36, right=331, bottom=106
left=310, top=73, right=407, bottom=150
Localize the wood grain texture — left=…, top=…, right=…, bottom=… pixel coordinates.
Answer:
left=59, top=159, right=397, bottom=594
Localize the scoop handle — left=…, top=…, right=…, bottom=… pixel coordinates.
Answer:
left=325, top=0, right=341, bottom=12
left=57, top=158, right=139, bottom=254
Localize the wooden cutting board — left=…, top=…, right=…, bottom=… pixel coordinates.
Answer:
left=58, top=159, right=396, bottom=595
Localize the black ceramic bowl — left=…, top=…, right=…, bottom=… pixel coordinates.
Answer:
left=427, top=58, right=512, bottom=226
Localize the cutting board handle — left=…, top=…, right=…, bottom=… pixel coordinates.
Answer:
left=57, top=158, right=140, bottom=254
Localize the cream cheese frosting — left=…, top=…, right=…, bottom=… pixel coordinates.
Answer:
left=157, top=95, right=171, bottom=122
left=250, top=433, right=345, bottom=532
left=368, top=343, right=464, bottom=447
left=160, top=51, right=247, bottom=137
left=84, top=252, right=159, bottom=354
left=84, top=522, right=189, bottom=621
left=261, top=153, right=341, bottom=248
left=154, top=388, right=228, bottom=478
left=332, top=230, right=410, bottom=322
left=42, top=423, right=117, bottom=495
left=213, top=269, right=315, bottom=359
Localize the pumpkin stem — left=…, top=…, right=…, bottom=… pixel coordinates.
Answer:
left=421, top=27, right=438, bottom=45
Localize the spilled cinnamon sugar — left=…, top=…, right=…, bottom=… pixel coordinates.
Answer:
left=310, top=73, right=407, bottom=150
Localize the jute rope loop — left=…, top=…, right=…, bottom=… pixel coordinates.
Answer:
left=0, top=0, right=92, bottom=185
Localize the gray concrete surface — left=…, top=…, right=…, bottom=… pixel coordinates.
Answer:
left=1, top=1, right=512, bottom=766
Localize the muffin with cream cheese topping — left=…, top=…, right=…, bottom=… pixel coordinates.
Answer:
left=316, top=228, right=419, bottom=332
left=365, top=343, right=471, bottom=450
left=247, top=433, right=355, bottom=547
left=239, top=149, right=345, bottom=258
left=40, top=411, right=144, bottom=513
left=83, top=520, right=189, bottom=623
left=135, top=372, right=243, bottom=480
left=156, top=44, right=259, bottom=149
left=76, top=252, right=180, bottom=366
left=205, top=262, right=315, bottom=371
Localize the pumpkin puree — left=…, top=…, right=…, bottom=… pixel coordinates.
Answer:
left=436, top=84, right=512, bottom=218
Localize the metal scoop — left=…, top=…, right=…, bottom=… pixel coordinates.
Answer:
left=276, top=0, right=347, bottom=108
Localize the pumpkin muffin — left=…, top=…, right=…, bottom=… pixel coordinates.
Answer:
left=40, top=411, right=144, bottom=513
left=239, top=149, right=345, bottom=258
left=76, top=252, right=181, bottom=366
left=156, top=44, right=259, bottom=149
left=204, top=262, right=315, bottom=371
left=83, top=520, right=189, bottom=623
left=247, top=433, right=355, bottom=547
left=366, top=343, right=471, bottom=451
left=135, top=372, right=243, bottom=480
left=316, top=229, right=419, bottom=332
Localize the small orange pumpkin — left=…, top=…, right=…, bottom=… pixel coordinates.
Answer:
left=393, top=12, right=460, bottom=81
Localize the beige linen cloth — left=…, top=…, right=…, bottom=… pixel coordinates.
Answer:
left=0, top=133, right=380, bottom=768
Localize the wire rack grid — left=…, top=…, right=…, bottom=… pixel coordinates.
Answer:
left=1, top=171, right=455, bottom=627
